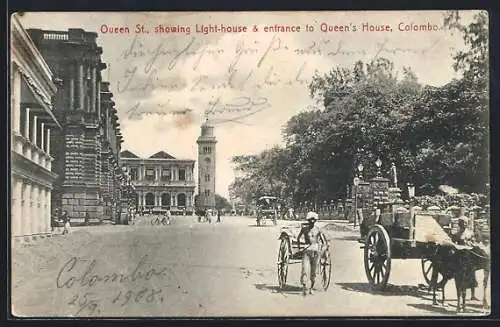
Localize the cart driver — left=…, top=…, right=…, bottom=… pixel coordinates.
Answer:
left=297, top=212, right=328, bottom=295
left=452, top=216, right=479, bottom=301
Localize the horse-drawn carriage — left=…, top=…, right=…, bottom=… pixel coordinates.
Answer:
left=359, top=201, right=489, bottom=297
left=276, top=222, right=332, bottom=291
left=256, top=196, right=279, bottom=226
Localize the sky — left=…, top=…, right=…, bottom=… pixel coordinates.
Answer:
left=16, top=11, right=482, bottom=199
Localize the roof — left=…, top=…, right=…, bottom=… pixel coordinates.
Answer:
left=120, top=150, right=139, bottom=158
left=149, top=151, right=176, bottom=159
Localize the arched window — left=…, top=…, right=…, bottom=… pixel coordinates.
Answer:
left=177, top=193, right=186, bottom=207
left=161, top=193, right=170, bottom=206
left=145, top=193, right=155, bottom=206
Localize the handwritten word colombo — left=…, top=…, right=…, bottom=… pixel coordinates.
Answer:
left=56, top=255, right=168, bottom=289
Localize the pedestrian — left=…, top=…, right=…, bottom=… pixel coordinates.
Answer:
left=297, top=212, right=328, bottom=296
left=51, top=208, right=60, bottom=232
left=452, top=216, right=479, bottom=301
left=85, top=211, right=90, bottom=226
left=62, top=211, right=71, bottom=235
left=164, top=207, right=172, bottom=225
left=217, top=209, right=221, bottom=223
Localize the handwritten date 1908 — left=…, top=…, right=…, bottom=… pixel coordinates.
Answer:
left=112, top=287, right=164, bottom=307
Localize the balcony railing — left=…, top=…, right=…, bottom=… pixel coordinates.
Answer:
left=43, top=32, right=69, bottom=41
left=13, top=132, right=53, bottom=171
left=130, top=179, right=195, bottom=186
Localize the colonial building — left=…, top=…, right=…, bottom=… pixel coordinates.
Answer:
left=197, top=121, right=217, bottom=209
left=11, top=16, right=62, bottom=241
left=26, top=27, right=125, bottom=224
left=120, top=150, right=196, bottom=215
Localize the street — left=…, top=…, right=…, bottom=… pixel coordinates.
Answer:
left=11, top=215, right=490, bottom=317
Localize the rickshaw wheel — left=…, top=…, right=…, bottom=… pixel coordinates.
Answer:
left=421, top=258, right=444, bottom=288
left=364, top=225, right=391, bottom=291
left=320, top=248, right=332, bottom=290
left=277, top=238, right=290, bottom=289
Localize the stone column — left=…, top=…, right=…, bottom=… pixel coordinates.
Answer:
left=11, top=67, right=21, bottom=133
left=46, top=128, right=52, bottom=171
left=40, top=123, right=45, bottom=161
left=78, top=63, right=84, bottom=110
left=32, top=116, right=38, bottom=163
left=46, top=188, right=51, bottom=233
left=24, top=109, right=31, bottom=157
left=32, top=184, right=39, bottom=235
left=69, top=63, right=75, bottom=110
left=154, top=191, right=159, bottom=206
left=12, top=178, right=22, bottom=238
left=20, top=181, right=26, bottom=237
left=24, top=182, right=32, bottom=237
left=96, top=75, right=101, bottom=117
left=91, top=66, right=96, bottom=113
left=39, top=186, right=46, bottom=234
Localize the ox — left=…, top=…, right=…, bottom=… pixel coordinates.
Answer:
left=427, top=243, right=490, bottom=313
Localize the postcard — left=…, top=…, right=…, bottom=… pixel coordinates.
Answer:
left=10, top=10, right=490, bottom=317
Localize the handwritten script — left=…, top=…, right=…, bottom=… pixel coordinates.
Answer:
left=113, top=33, right=443, bottom=125
left=57, top=255, right=169, bottom=316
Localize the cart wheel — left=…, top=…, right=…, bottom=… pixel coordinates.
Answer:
left=421, top=258, right=444, bottom=288
left=277, top=238, right=290, bottom=290
left=364, top=225, right=391, bottom=291
left=320, top=248, right=332, bottom=291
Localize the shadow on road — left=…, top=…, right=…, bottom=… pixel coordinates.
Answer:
left=337, top=282, right=430, bottom=298
left=254, top=283, right=304, bottom=295
left=333, top=235, right=362, bottom=242
left=407, top=302, right=488, bottom=315
left=247, top=224, right=276, bottom=228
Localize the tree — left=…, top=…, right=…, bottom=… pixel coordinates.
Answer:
left=230, top=11, right=489, bottom=202
left=443, top=10, right=488, bottom=83
left=230, top=146, right=291, bottom=203
left=287, top=58, right=422, bottom=203
left=215, top=194, right=231, bottom=210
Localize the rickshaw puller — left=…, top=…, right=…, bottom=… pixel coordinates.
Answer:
left=297, top=212, right=327, bottom=295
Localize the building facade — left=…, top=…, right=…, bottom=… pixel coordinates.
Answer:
left=11, top=16, right=62, bottom=241
left=120, top=151, right=196, bottom=215
left=196, top=121, right=217, bottom=209
left=26, top=27, right=125, bottom=224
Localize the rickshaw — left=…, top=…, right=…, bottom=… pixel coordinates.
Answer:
left=256, top=196, right=278, bottom=226
left=277, top=222, right=332, bottom=291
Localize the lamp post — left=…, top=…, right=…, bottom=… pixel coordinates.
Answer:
left=407, top=183, right=416, bottom=238
left=353, top=176, right=360, bottom=228
left=358, top=163, right=364, bottom=180
left=375, top=157, right=382, bottom=177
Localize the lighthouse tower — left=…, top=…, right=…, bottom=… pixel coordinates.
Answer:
left=197, top=120, right=217, bottom=209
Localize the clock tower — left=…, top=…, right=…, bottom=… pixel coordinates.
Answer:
left=197, top=119, right=217, bottom=209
